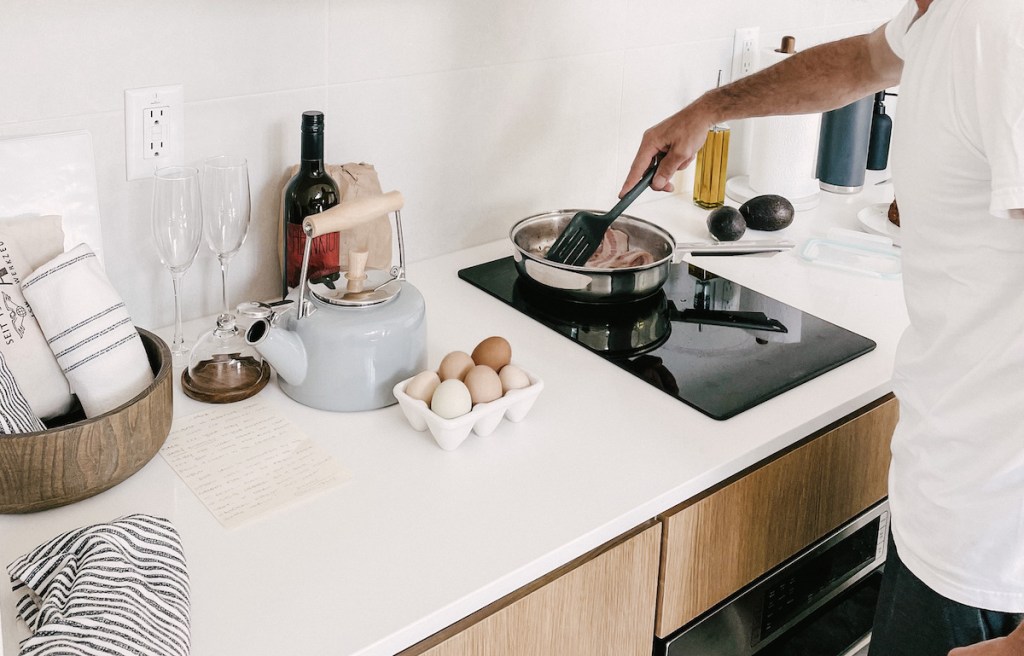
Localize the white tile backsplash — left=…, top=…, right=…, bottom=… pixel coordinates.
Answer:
left=327, top=52, right=625, bottom=260
left=327, top=0, right=629, bottom=82
left=0, top=0, right=902, bottom=330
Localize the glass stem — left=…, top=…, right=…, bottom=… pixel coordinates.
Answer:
left=171, top=271, right=185, bottom=356
left=219, top=255, right=230, bottom=318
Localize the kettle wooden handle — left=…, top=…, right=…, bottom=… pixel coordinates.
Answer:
left=303, top=190, right=404, bottom=237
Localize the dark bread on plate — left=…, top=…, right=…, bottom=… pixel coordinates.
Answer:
left=888, top=199, right=900, bottom=227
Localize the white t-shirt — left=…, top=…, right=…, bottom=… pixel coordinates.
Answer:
left=885, top=0, right=1024, bottom=612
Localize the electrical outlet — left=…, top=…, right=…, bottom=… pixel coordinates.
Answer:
left=731, top=27, right=760, bottom=83
left=125, top=85, right=184, bottom=181
left=143, top=106, right=168, bottom=159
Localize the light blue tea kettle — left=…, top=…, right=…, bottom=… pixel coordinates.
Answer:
left=243, top=191, right=427, bottom=412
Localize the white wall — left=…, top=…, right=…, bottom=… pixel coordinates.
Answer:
left=0, top=0, right=901, bottom=331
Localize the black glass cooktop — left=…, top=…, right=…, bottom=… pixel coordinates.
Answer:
left=458, top=257, right=875, bottom=420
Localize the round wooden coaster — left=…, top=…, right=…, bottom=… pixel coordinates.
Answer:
left=181, top=356, right=271, bottom=404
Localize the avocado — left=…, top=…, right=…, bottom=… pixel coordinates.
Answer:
left=738, top=194, right=795, bottom=231
left=707, top=206, right=746, bottom=241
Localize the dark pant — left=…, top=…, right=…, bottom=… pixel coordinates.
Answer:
left=869, top=534, right=1024, bottom=656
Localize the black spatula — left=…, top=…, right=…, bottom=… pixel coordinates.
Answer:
left=545, top=153, right=662, bottom=266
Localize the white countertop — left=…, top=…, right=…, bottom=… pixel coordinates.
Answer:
left=0, top=178, right=908, bottom=656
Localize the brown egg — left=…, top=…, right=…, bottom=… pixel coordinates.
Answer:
left=437, top=351, right=474, bottom=381
left=471, top=336, right=512, bottom=371
left=464, top=365, right=503, bottom=405
left=498, top=364, right=531, bottom=394
left=404, top=370, right=441, bottom=403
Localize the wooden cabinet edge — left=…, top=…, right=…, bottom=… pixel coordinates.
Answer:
left=655, top=393, right=897, bottom=522
left=397, top=519, right=661, bottom=656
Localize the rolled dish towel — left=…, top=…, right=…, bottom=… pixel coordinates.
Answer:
left=7, top=514, right=190, bottom=656
left=21, top=244, right=153, bottom=417
left=0, top=230, right=75, bottom=421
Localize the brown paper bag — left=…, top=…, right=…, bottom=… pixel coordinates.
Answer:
left=330, top=163, right=393, bottom=271
left=278, top=163, right=393, bottom=279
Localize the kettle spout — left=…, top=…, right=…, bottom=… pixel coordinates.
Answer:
left=245, top=318, right=307, bottom=386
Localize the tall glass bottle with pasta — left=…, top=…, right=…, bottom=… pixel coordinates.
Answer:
left=692, top=122, right=730, bottom=209
left=692, top=71, right=731, bottom=209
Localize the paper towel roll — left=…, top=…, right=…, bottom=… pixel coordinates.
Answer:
left=747, top=47, right=821, bottom=201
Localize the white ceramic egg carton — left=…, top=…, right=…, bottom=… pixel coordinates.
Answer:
left=393, top=370, right=544, bottom=451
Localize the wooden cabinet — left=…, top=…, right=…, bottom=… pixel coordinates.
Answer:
left=399, top=523, right=661, bottom=656
left=654, top=394, right=898, bottom=638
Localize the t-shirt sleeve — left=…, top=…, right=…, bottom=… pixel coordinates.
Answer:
left=964, top=3, right=1024, bottom=217
left=884, top=0, right=918, bottom=60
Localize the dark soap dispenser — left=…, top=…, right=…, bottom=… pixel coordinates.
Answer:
left=867, top=91, right=894, bottom=171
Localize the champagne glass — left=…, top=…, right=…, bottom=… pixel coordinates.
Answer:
left=151, top=166, right=203, bottom=367
left=183, top=155, right=268, bottom=402
left=202, top=155, right=251, bottom=331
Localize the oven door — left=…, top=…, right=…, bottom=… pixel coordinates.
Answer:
left=657, top=500, right=889, bottom=656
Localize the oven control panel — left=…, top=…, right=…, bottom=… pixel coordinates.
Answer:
left=657, top=501, right=889, bottom=656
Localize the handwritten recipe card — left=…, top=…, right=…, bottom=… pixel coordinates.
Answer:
left=160, top=400, right=350, bottom=528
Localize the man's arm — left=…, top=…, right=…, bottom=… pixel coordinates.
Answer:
left=621, top=24, right=904, bottom=195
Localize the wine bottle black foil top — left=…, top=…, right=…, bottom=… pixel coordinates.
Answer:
left=301, top=110, right=325, bottom=134
left=300, top=111, right=326, bottom=163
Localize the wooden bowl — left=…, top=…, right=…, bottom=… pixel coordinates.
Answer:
left=0, top=328, right=173, bottom=513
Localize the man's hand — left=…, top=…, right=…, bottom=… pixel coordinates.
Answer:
left=948, top=621, right=1024, bottom=655
left=618, top=102, right=716, bottom=196
left=618, top=24, right=903, bottom=198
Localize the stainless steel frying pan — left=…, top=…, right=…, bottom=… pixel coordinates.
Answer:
left=509, top=209, right=795, bottom=304
left=509, top=210, right=675, bottom=303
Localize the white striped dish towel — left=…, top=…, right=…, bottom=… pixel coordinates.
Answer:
left=20, top=244, right=153, bottom=417
left=0, top=350, right=45, bottom=433
left=7, top=514, right=191, bottom=656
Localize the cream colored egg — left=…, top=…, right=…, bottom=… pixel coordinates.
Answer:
left=404, top=370, right=441, bottom=403
left=437, top=351, right=475, bottom=381
left=498, top=364, right=531, bottom=394
left=430, top=379, right=472, bottom=419
left=471, top=336, right=512, bottom=371
left=464, top=364, right=503, bottom=405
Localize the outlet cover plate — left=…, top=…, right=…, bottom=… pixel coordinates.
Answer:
left=731, top=27, right=760, bottom=83
left=125, top=85, right=184, bottom=181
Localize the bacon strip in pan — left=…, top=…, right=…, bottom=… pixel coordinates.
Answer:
left=584, top=228, right=655, bottom=268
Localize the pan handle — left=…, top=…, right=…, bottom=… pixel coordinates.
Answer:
left=674, top=239, right=796, bottom=260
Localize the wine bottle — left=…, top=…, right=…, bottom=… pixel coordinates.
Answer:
left=281, top=110, right=340, bottom=295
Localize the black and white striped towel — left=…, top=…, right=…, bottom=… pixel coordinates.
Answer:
left=7, top=514, right=190, bottom=656
left=20, top=244, right=153, bottom=417
left=0, top=350, right=45, bottom=433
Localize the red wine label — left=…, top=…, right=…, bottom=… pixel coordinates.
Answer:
left=286, top=223, right=340, bottom=288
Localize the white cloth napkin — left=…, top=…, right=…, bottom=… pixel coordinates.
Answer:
left=0, top=230, right=75, bottom=421
left=7, top=514, right=191, bottom=656
left=21, top=244, right=153, bottom=417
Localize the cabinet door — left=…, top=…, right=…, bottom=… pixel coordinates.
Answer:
left=655, top=394, right=897, bottom=638
left=402, top=523, right=661, bottom=656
